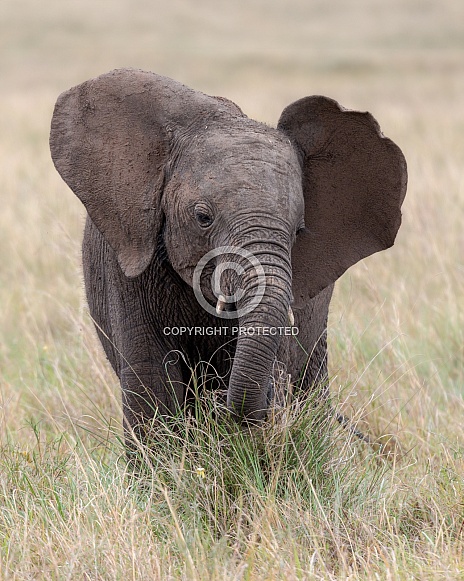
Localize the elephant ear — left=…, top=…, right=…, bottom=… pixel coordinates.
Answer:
left=50, top=68, right=240, bottom=277
left=277, top=96, right=407, bottom=307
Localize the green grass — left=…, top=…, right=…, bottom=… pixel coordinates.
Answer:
left=1, top=380, right=463, bottom=578
left=1, top=0, right=464, bottom=577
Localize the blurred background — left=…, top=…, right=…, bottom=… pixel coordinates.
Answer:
left=0, top=0, right=463, bottom=440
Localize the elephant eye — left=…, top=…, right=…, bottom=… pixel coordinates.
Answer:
left=194, top=203, right=214, bottom=228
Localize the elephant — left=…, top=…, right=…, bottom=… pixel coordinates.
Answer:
left=50, top=68, right=407, bottom=449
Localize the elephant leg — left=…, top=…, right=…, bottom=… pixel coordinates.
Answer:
left=297, top=329, right=329, bottom=401
left=289, top=287, right=333, bottom=404
left=120, top=347, right=187, bottom=453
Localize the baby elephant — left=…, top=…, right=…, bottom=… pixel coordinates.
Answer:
left=50, top=68, right=407, bottom=446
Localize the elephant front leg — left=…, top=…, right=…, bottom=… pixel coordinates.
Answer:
left=120, top=354, right=186, bottom=459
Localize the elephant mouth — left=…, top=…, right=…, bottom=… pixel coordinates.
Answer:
left=214, top=280, right=295, bottom=323
left=215, top=295, right=237, bottom=315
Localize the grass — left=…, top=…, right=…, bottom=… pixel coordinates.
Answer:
left=1, top=0, right=464, bottom=578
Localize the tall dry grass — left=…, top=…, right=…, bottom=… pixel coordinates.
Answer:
left=1, top=0, right=463, bottom=578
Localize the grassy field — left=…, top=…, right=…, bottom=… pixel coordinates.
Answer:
left=1, top=0, right=463, bottom=578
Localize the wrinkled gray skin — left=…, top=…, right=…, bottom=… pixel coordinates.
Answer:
left=50, top=69, right=407, bottom=448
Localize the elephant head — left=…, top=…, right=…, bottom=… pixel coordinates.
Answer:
left=50, top=68, right=407, bottom=422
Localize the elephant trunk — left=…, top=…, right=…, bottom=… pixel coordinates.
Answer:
left=226, top=245, right=293, bottom=421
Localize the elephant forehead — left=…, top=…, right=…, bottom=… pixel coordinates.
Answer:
left=168, top=127, right=304, bottom=219
left=187, top=128, right=301, bottom=184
